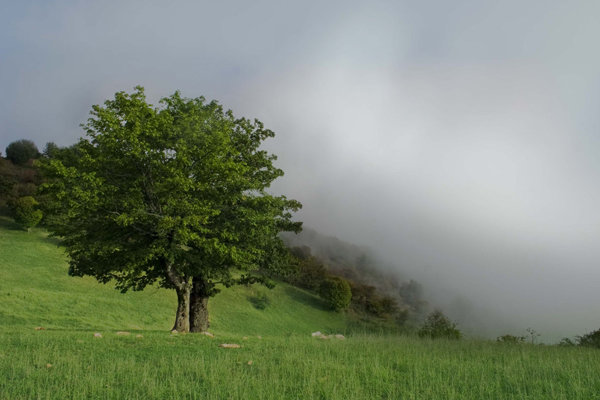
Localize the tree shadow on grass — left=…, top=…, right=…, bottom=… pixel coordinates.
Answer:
left=282, top=285, right=329, bottom=311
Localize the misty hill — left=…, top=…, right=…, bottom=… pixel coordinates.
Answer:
left=281, top=227, right=428, bottom=323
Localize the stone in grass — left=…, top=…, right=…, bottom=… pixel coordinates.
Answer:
left=218, top=343, right=241, bottom=349
left=35, top=326, right=45, bottom=331
left=115, top=331, right=130, bottom=336
left=171, top=329, right=178, bottom=335
left=311, top=331, right=322, bottom=337
left=136, top=334, right=143, bottom=338
left=46, top=363, right=52, bottom=369
left=201, top=332, right=214, bottom=338
left=334, top=334, right=346, bottom=340
left=93, top=332, right=103, bottom=338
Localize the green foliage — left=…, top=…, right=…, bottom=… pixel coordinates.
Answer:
left=286, top=253, right=328, bottom=291
left=319, top=276, right=352, bottom=311
left=497, top=334, right=526, bottom=344
left=418, top=310, right=461, bottom=340
left=350, top=282, right=398, bottom=318
left=5, top=139, right=40, bottom=165
left=577, top=328, right=600, bottom=348
left=42, top=142, right=60, bottom=158
left=39, top=87, right=301, bottom=330
left=11, top=196, right=42, bottom=231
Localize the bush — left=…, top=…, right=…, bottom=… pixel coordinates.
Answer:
left=11, top=196, right=43, bottom=231
left=418, top=310, right=461, bottom=340
left=577, top=328, right=600, bottom=348
left=5, top=139, right=40, bottom=165
left=319, top=277, right=352, bottom=311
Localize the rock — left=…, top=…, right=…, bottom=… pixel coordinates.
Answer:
left=218, top=343, right=241, bottom=349
left=115, top=331, right=130, bottom=336
left=34, top=326, right=45, bottom=331
left=247, top=360, right=253, bottom=365
left=242, top=336, right=248, bottom=340
left=318, top=335, right=330, bottom=340
left=201, top=332, right=214, bottom=338
left=93, top=332, right=102, bottom=338
left=170, top=329, right=178, bottom=334
left=334, top=334, right=346, bottom=340
left=311, top=331, right=322, bottom=337
left=257, top=335, right=262, bottom=339
left=46, top=363, right=52, bottom=368
left=135, top=334, right=143, bottom=338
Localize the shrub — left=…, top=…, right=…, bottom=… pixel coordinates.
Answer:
left=577, top=328, right=600, bottom=348
left=418, top=310, right=461, bottom=340
left=11, top=196, right=43, bottom=231
left=319, top=277, right=352, bottom=311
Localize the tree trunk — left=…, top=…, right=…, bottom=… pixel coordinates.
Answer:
left=172, top=285, right=191, bottom=332
left=190, top=276, right=210, bottom=332
left=165, top=261, right=191, bottom=333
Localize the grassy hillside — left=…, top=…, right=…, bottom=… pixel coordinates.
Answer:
left=0, top=216, right=348, bottom=336
left=2, top=216, right=600, bottom=399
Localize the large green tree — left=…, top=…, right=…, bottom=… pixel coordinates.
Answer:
left=41, top=87, right=301, bottom=332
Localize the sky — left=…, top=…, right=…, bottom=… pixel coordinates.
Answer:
left=2, top=0, right=600, bottom=341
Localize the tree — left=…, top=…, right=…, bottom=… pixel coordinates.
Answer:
left=43, top=142, right=60, bottom=159
left=5, top=139, right=40, bottom=165
left=11, top=196, right=43, bottom=231
left=41, top=87, right=301, bottom=332
left=319, top=276, right=352, bottom=311
left=576, top=328, right=600, bottom=348
left=418, top=310, right=461, bottom=340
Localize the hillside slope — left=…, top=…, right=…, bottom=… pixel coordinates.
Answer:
left=0, top=217, right=348, bottom=336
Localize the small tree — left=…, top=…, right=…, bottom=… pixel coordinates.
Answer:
left=12, top=196, right=43, bottom=231
left=319, top=276, right=352, bottom=311
left=526, top=327, right=541, bottom=344
left=5, top=139, right=40, bottom=165
left=418, top=310, right=461, bottom=340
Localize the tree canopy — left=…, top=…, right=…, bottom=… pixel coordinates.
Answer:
left=41, top=87, right=301, bottom=332
left=5, top=139, right=40, bottom=165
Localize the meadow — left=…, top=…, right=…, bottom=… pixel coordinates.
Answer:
left=1, top=216, right=600, bottom=399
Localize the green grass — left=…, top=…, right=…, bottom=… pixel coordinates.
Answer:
left=1, top=216, right=600, bottom=399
